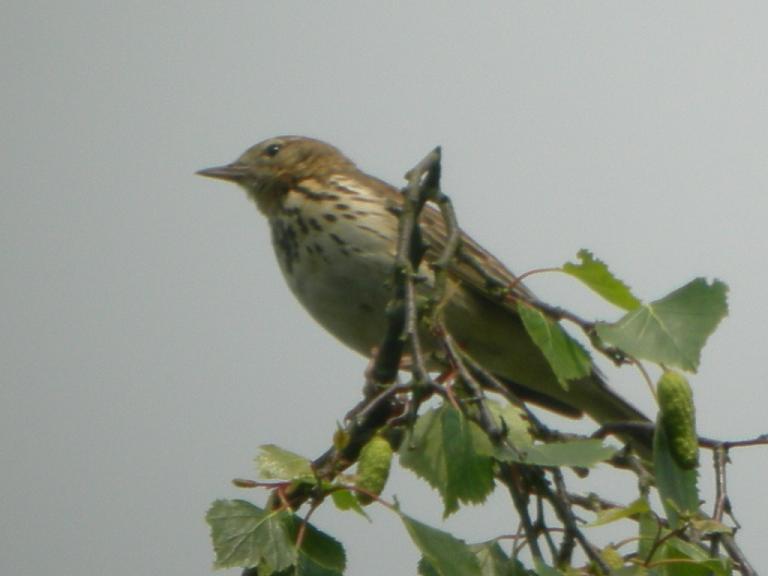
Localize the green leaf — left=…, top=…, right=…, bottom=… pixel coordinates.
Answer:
left=607, top=567, right=649, bottom=576
left=421, top=540, right=530, bottom=576
left=496, top=439, right=616, bottom=468
left=471, top=541, right=530, bottom=575
left=517, top=302, right=592, bottom=386
left=601, top=545, right=626, bottom=571
left=533, top=559, right=564, bottom=575
left=256, top=444, right=314, bottom=481
left=688, top=517, right=732, bottom=536
left=595, top=278, right=728, bottom=372
left=330, top=489, right=370, bottom=520
left=562, top=249, right=641, bottom=311
left=418, top=557, right=441, bottom=576
left=206, top=500, right=345, bottom=574
left=283, top=515, right=346, bottom=573
left=400, top=405, right=495, bottom=516
left=637, top=507, right=659, bottom=561
left=659, top=538, right=731, bottom=576
left=485, top=400, right=534, bottom=447
left=637, top=507, right=659, bottom=560
left=401, top=513, right=481, bottom=576
left=207, top=499, right=296, bottom=571
left=653, top=423, right=699, bottom=529
left=588, top=498, right=651, bottom=527
left=271, top=553, right=344, bottom=576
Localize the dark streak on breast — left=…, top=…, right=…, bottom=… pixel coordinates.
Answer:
left=295, top=184, right=340, bottom=202
left=295, top=215, right=309, bottom=235
left=357, top=224, right=391, bottom=241
left=329, top=233, right=346, bottom=245
left=271, top=220, right=300, bottom=274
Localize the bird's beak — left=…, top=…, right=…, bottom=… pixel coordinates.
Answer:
left=196, top=163, right=250, bottom=182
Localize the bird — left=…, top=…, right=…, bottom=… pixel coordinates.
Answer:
left=197, top=136, right=650, bottom=450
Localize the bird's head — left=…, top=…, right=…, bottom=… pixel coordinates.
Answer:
left=197, top=136, right=356, bottom=215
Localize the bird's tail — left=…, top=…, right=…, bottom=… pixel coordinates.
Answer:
left=493, top=370, right=653, bottom=459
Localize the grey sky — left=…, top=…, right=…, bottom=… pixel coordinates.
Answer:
left=2, top=2, right=767, bottom=574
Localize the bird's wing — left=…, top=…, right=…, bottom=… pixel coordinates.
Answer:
left=362, top=172, right=536, bottom=307
left=418, top=201, right=651, bottom=436
left=418, top=203, right=589, bottom=417
left=419, top=203, right=538, bottom=309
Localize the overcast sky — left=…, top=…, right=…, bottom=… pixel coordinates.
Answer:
left=3, top=2, right=767, bottom=574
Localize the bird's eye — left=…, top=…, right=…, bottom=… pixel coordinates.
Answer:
left=264, top=143, right=282, bottom=157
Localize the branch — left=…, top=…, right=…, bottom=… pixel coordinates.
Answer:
left=699, top=433, right=768, bottom=450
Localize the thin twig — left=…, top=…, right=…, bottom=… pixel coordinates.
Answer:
left=500, top=463, right=545, bottom=562
left=710, top=445, right=728, bottom=559
left=536, top=494, right=559, bottom=559
left=699, top=433, right=768, bottom=450
left=720, top=533, right=758, bottom=576
left=429, top=191, right=462, bottom=307
left=440, top=330, right=504, bottom=441
left=543, top=470, right=611, bottom=574
left=552, top=471, right=577, bottom=566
